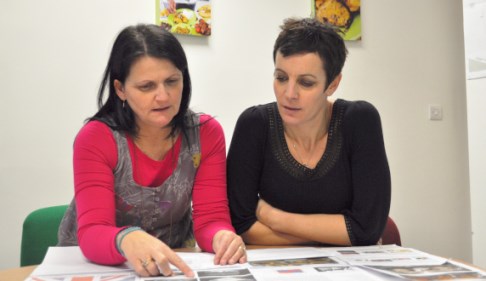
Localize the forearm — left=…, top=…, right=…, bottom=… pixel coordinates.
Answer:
left=241, top=220, right=311, bottom=245
left=193, top=115, right=235, bottom=252
left=78, top=224, right=126, bottom=264
left=265, top=211, right=351, bottom=246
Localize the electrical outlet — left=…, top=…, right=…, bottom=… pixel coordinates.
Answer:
left=429, top=105, right=443, bottom=121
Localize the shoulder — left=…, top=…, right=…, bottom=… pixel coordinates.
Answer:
left=198, top=113, right=224, bottom=135
left=75, top=120, right=116, bottom=149
left=73, top=121, right=118, bottom=167
left=336, top=100, right=385, bottom=144
left=238, top=103, right=273, bottom=122
left=337, top=99, right=381, bottom=125
left=76, top=120, right=114, bottom=141
left=339, top=99, right=379, bottom=116
left=234, top=103, right=274, bottom=133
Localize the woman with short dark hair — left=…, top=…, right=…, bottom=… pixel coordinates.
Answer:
left=228, top=18, right=391, bottom=247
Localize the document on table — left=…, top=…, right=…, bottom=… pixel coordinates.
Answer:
left=26, top=245, right=486, bottom=281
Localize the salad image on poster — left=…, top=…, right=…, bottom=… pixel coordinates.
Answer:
left=312, top=0, right=361, bottom=40
left=157, top=0, right=211, bottom=36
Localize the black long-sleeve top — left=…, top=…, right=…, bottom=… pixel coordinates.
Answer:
left=227, top=99, right=391, bottom=246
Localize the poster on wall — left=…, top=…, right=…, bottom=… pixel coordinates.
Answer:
left=312, top=0, right=361, bottom=41
left=156, top=0, right=211, bottom=36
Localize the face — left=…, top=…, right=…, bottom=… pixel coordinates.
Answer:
left=273, top=51, right=341, bottom=126
left=114, top=56, right=183, bottom=132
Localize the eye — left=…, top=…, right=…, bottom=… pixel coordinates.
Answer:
left=298, top=79, right=316, bottom=88
left=274, top=74, right=288, bottom=83
left=165, top=78, right=181, bottom=86
left=138, top=82, right=155, bottom=91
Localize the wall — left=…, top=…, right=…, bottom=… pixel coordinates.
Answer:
left=0, top=0, right=474, bottom=270
left=466, top=78, right=486, bottom=266
left=463, top=0, right=486, bottom=267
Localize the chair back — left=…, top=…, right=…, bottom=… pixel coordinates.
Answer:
left=381, top=217, right=402, bottom=246
left=20, top=205, right=69, bottom=266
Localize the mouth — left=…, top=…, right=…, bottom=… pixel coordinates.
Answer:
left=152, top=106, right=170, bottom=112
left=282, top=105, right=300, bottom=112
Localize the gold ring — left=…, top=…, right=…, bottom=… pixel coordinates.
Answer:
left=238, top=245, right=246, bottom=251
left=141, top=258, right=152, bottom=268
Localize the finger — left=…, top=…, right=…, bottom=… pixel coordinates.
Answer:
left=154, top=255, right=173, bottom=277
left=218, top=239, right=241, bottom=265
left=229, top=245, right=247, bottom=265
left=142, top=258, right=160, bottom=276
left=166, top=251, right=194, bottom=277
left=238, top=253, right=248, bottom=264
left=132, top=259, right=151, bottom=277
left=213, top=233, right=232, bottom=265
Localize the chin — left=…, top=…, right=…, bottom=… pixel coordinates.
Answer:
left=280, top=114, right=301, bottom=126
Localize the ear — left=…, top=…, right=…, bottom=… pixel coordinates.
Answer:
left=114, top=80, right=126, bottom=101
left=324, top=73, right=342, bottom=97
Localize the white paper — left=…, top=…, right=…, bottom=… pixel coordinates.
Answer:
left=246, top=247, right=334, bottom=262
left=329, top=245, right=447, bottom=266
left=30, top=246, right=131, bottom=277
left=26, top=245, right=486, bottom=281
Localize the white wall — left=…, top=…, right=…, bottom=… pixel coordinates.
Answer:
left=0, top=0, right=475, bottom=270
left=466, top=78, right=486, bottom=266
left=463, top=0, right=486, bottom=268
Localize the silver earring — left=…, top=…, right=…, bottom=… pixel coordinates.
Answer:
left=122, top=100, right=126, bottom=109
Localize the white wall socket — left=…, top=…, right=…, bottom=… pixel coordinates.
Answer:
left=429, top=105, right=443, bottom=121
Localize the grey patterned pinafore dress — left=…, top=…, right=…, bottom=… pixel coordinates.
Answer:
left=58, top=113, right=201, bottom=249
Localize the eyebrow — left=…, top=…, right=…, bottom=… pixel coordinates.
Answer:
left=274, top=69, right=318, bottom=79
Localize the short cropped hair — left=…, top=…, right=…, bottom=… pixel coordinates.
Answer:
left=273, top=18, right=348, bottom=88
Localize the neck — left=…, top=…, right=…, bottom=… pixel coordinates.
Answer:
left=133, top=126, right=176, bottom=161
left=284, top=102, right=332, bottom=148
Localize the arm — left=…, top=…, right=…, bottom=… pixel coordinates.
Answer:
left=228, top=106, right=314, bottom=245
left=253, top=200, right=351, bottom=245
left=226, top=106, right=307, bottom=245
left=341, top=101, right=391, bottom=245
left=228, top=102, right=390, bottom=246
left=73, top=121, right=126, bottom=264
left=192, top=115, right=246, bottom=264
left=76, top=121, right=194, bottom=276
left=255, top=102, right=390, bottom=246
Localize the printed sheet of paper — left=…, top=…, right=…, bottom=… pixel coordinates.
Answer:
left=328, top=244, right=447, bottom=267
left=26, top=245, right=486, bottom=281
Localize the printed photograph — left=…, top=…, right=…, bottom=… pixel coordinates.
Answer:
left=249, top=256, right=338, bottom=267
left=312, top=0, right=361, bottom=40
left=157, top=0, right=212, bottom=36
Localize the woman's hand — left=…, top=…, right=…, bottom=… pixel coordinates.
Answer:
left=212, top=230, right=247, bottom=265
left=120, top=230, right=194, bottom=278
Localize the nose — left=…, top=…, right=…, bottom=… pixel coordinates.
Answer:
left=284, top=80, right=298, bottom=100
left=154, top=84, right=169, bottom=101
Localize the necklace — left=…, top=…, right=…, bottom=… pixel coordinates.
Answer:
left=292, top=142, right=319, bottom=168
left=287, top=102, right=333, bottom=168
left=292, top=143, right=307, bottom=167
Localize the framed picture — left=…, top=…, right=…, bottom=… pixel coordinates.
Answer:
left=312, top=0, right=361, bottom=41
left=156, top=0, right=211, bottom=36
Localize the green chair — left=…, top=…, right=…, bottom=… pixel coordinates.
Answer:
left=20, top=205, right=69, bottom=266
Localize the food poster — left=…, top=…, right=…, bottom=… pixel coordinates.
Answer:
left=312, top=0, right=361, bottom=40
left=156, top=0, right=211, bottom=36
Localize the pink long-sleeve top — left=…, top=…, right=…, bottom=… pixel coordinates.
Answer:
left=73, top=114, right=235, bottom=264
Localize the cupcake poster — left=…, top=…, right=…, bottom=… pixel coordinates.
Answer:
left=312, top=0, right=361, bottom=41
left=156, top=0, right=211, bottom=36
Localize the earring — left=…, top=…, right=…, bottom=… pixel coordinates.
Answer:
left=122, top=100, right=126, bottom=109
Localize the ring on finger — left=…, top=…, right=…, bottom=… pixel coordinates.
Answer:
left=141, top=257, right=153, bottom=268
left=238, top=245, right=246, bottom=252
